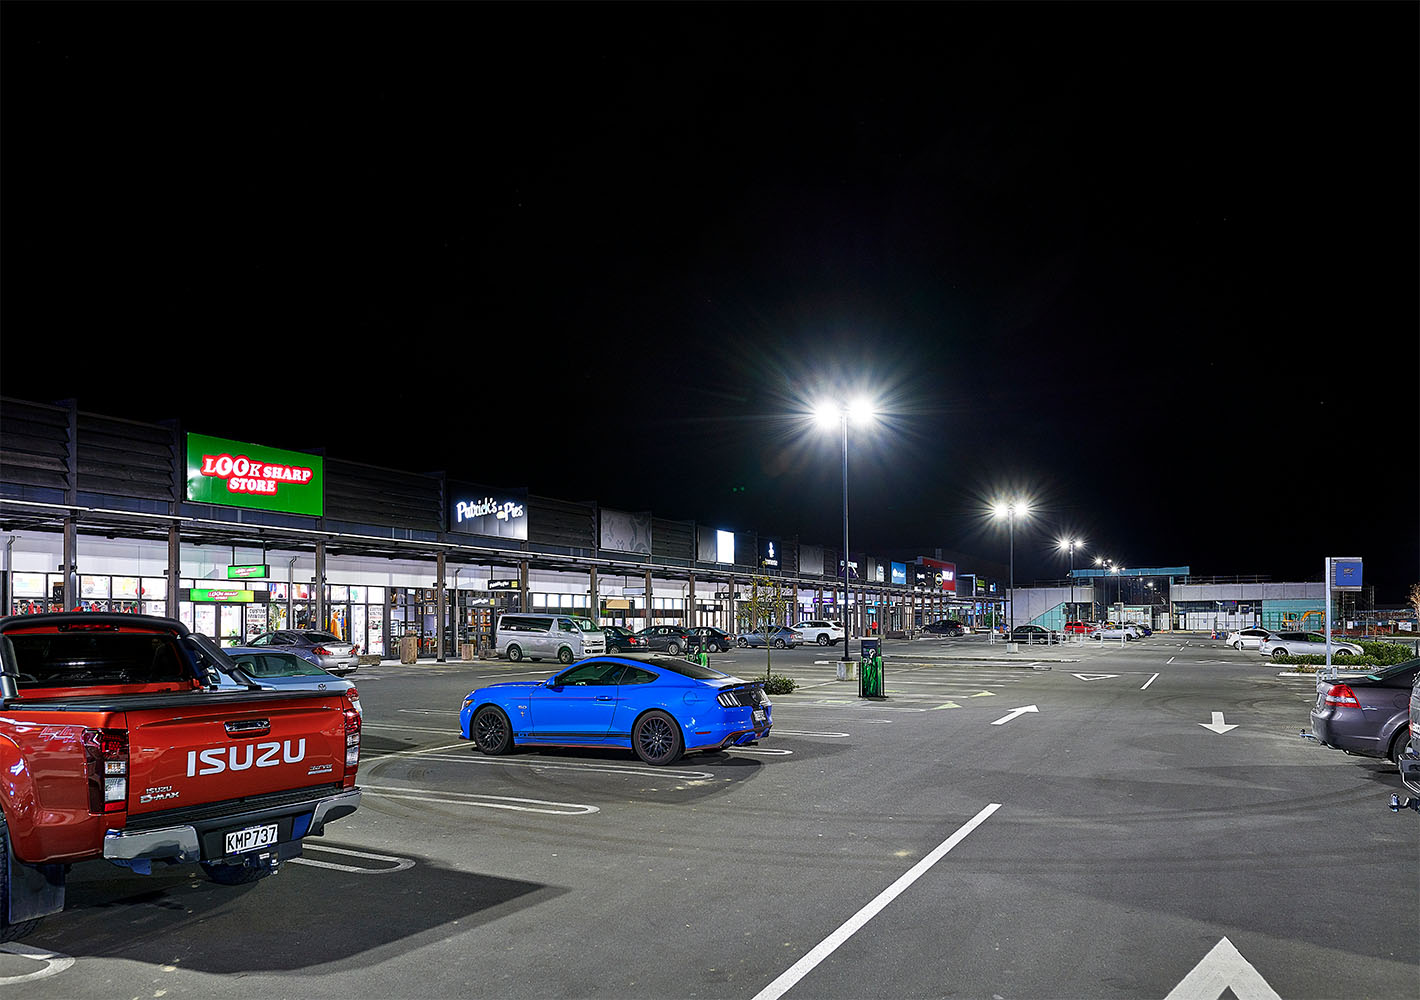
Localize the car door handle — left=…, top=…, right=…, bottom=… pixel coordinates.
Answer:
left=596, top=696, right=614, bottom=702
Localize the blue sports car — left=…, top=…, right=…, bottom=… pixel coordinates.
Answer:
left=459, top=654, right=773, bottom=765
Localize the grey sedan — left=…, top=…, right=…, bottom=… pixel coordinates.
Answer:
left=1305, top=658, right=1419, bottom=765
left=247, top=629, right=360, bottom=675
left=221, top=647, right=362, bottom=714
left=1259, top=631, right=1361, bottom=660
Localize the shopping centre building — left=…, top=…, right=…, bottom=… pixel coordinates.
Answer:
left=4, top=399, right=1384, bottom=656
left=0, top=398, right=1004, bottom=658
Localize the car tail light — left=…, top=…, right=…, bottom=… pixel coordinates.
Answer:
left=82, top=728, right=128, bottom=813
left=344, top=707, right=361, bottom=769
left=346, top=686, right=359, bottom=704
left=350, top=644, right=360, bottom=655
left=1324, top=684, right=1361, bottom=708
left=313, top=645, right=332, bottom=656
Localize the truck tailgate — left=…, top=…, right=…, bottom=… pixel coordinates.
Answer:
left=124, top=696, right=347, bottom=815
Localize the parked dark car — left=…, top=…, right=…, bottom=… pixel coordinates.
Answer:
left=246, top=629, right=359, bottom=675
left=737, top=626, right=803, bottom=649
left=1398, top=673, right=1420, bottom=803
left=687, top=627, right=735, bottom=653
left=1010, top=625, right=1060, bottom=645
left=923, top=619, right=966, bottom=637
left=1304, top=657, right=1420, bottom=766
left=634, top=625, right=693, bottom=655
left=602, top=625, right=647, bottom=653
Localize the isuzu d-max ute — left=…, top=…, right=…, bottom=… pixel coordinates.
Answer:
left=0, top=613, right=362, bottom=940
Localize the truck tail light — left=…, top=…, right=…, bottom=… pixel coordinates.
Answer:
left=1324, top=684, right=1361, bottom=708
left=82, top=728, right=129, bottom=814
left=344, top=708, right=361, bottom=769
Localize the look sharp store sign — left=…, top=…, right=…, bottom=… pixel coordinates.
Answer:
left=185, top=433, right=324, bottom=516
left=449, top=483, right=529, bottom=541
left=919, top=557, right=957, bottom=593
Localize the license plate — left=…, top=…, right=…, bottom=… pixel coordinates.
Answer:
left=753, top=709, right=766, bottom=725
left=225, top=823, right=278, bottom=855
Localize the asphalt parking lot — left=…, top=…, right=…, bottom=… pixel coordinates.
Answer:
left=4, top=633, right=1416, bottom=998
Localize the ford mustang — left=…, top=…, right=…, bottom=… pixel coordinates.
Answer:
left=459, top=655, right=772, bottom=765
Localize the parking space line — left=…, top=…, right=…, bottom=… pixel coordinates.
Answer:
left=751, top=803, right=1001, bottom=1000
left=363, top=786, right=600, bottom=815
left=408, top=752, right=717, bottom=780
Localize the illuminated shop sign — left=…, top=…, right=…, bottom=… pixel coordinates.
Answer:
left=186, top=588, right=258, bottom=603
left=449, top=483, right=528, bottom=540
left=918, top=558, right=958, bottom=593
left=487, top=580, right=522, bottom=591
left=186, top=433, right=324, bottom=517
left=227, top=564, right=270, bottom=580
left=760, top=538, right=780, bottom=569
left=891, top=562, right=907, bottom=586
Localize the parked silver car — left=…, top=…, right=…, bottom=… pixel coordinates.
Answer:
left=246, top=629, right=360, bottom=675
left=221, top=647, right=362, bottom=714
left=1259, top=631, right=1362, bottom=660
left=1224, top=627, right=1273, bottom=650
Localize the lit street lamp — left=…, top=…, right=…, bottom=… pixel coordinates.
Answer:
left=1058, top=538, right=1082, bottom=621
left=992, top=500, right=1029, bottom=639
left=815, top=398, right=875, bottom=664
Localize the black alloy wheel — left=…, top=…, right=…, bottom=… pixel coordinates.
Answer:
left=633, top=711, right=683, bottom=765
left=473, top=706, right=513, bottom=755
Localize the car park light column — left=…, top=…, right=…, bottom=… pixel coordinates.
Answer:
left=992, top=501, right=1029, bottom=642
left=816, top=398, right=875, bottom=665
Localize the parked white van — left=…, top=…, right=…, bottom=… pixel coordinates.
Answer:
left=496, top=614, right=606, bottom=664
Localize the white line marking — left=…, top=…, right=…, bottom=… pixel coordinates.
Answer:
left=290, top=845, right=416, bottom=874
left=1141, top=672, right=1160, bottom=690
left=0, top=944, right=75, bottom=983
left=1166, top=656, right=1175, bottom=664
left=773, top=730, right=850, bottom=738
left=400, top=752, right=717, bottom=780
left=751, top=803, right=1000, bottom=1000
left=1164, top=936, right=1281, bottom=1000
left=363, top=786, right=600, bottom=815
left=727, top=747, right=794, bottom=755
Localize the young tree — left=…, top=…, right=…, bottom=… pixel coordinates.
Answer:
left=736, top=573, right=791, bottom=679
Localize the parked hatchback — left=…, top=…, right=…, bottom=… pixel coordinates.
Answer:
left=601, top=625, right=647, bottom=653
left=687, top=627, right=735, bottom=653
left=247, top=629, right=359, bottom=675
left=737, top=627, right=803, bottom=649
left=1225, top=627, right=1273, bottom=650
left=634, top=625, right=693, bottom=655
left=1259, top=631, right=1362, bottom=660
left=1305, top=657, right=1420, bottom=766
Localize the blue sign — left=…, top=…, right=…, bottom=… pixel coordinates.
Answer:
left=891, top=562, right=907, bottom=586
left=1332, top=558, right=1363, bottom=591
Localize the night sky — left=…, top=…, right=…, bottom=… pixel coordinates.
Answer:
left=2, top=3, right=1416, bottom=601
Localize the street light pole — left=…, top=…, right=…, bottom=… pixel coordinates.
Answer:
left=839, top=410, right=850, bottom=665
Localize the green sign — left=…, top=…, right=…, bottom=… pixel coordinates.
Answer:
left=227, top=564, right=271, bottom=580
left=189, top=588, right=255, bottom=603
left=185, top=433, right=324, bottom=517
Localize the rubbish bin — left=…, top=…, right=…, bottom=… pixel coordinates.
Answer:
left=399, top=634, right=419, bottom=664
left=859, top=638, right=884, bottom=698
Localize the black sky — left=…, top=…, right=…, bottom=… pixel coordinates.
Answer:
left=2, top=2, right=1417, bottom=601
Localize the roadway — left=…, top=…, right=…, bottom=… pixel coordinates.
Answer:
left=3, top=633, right=1415, bottom=998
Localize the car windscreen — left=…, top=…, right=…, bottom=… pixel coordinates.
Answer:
left=230, top=652, right=329, bottom=678
left=299, top=631, right=342, bottom=643
left=1365, top=658, right=1420, bottom=681
left=2, top=631, right=194, bottom=689
left=649, top=657, right=733, bottom=681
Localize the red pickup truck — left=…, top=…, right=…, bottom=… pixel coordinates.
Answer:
left=0, top=613, right=362, bottom=941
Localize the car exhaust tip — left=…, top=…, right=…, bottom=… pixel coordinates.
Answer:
left=1299, top=730, right=1317, bottom=741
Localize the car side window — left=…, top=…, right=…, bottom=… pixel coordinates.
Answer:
left=619, top=667, right=656, bottom=685
left=555, top=661, right=617, bottom=686
left=251, top=633, right=270, bottom=646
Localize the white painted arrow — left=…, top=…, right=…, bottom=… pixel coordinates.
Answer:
left=1199, top=712, right=1238, bottom=735
left=1163, top=936, right=1281, bottom=1000
left=990, top=705, right=1038, bottom=726
left=1072, top=673, right=1118, bottom=681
